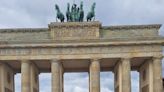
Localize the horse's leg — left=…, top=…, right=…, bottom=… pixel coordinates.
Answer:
left=93, top=16, right=95, bottom=21
left=89, top=17, right=91, bottom=21
left=56, top=17, right=58, bottom=22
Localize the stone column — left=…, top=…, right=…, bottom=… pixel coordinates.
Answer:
left=153, top=56, right=163, bottom=92
left=122, top=58, right=131, bottom=92
left=0, top=62, right=15, bottom=92
left=89, top=59, right=100, bottom=92
left=60, top=62, right=64, bottom=92
left=139, top=59, right=153, bottom=92
left=51, top=59, right=61, bottom=92
left=0, top=63, right=2, bottom=92
left=114, top=58, right=131, bottom=92
left=21, top=60, right=31, bottom=92
left=31, top=63, right=40, bottom=92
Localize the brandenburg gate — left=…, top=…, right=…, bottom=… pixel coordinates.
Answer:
left=0, top=21, right=163, bottom=92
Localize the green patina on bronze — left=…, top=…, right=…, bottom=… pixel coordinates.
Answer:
left=55, top=1, right=96, bottom=22
left=55, top=4, right=65, bottom=22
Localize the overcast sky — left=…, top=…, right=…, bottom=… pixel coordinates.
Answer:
left=1, top=0, right=164, bottom=92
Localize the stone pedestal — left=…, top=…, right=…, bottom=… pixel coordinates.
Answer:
left=0, top=63, right=15, bottom=92
left=89, top=59, right=100, bottom=92
left=21, top=60, right=39, bottom=92
left=49, top=22, right=101, bottom=40
left=51, top=59, right=63, bottom=92
left=114, top=58, right=131, bottom=92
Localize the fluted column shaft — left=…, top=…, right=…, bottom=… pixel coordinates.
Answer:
left=0, top=63, right=2, bottom=92
left=21, top=60, right=31, bottom=92
left=89, top=59, right=100, bottom=92
left=121, top=58, right=131, bottom=92
left=51, top=59, right=61, bottom=92
left=114, top=57, right=131, bottom=92
left=153, top=56, right=163, bottom=92
left=60, top=64, right=64, bottom=92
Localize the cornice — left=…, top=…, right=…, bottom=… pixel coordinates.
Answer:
left=48, top=21, right=101, bottom=28
left=0, top=37, right=164, bottom=48
left=102, top=24, right=162, bottom=30
left=0, top=28, right=48, bottom=33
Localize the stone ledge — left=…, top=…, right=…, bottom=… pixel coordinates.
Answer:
left=102, top=24, right=161, bottom=30
left=0, top=28, right=48, bottom=33
left=49, top=21, right=101, bottom=28
left=0, top=37, right=164, bottom=48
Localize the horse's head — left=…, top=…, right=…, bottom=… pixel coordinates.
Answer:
left=73, top=4, right=77, bottom=8
left=55, top=4, right=59, bottom=11
left=80, top=1, right=83, bottom=9
left=67, top=3, right=70, bottom=10
left=91, top=2, right=96, bottom=11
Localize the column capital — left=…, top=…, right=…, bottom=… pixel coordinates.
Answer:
left=21, top=59, right=29, bottom=62
left=91, top=58, right=101, bottom=62
left=121, top=57, right=131, bottom=61
left=51, top=58, right=61, bottom=63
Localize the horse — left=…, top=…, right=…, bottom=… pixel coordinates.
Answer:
left=55, top=4, right=65, bottom=22
left=79, top=1, right=84, bottom=22
left=66, top=3, right=72, bottom=22
left=86, top=2, right=96, bottom=21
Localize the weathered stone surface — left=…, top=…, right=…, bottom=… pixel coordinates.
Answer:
left=114, top=58, right=131, bottom=92
left=89, top=59, right=100, bottom=92
left=0, top=45, right=162, bottom=58
left=0, top=28, right=49, bottom=41
left=101, top=24, right=161, bottom=39
left=51, top=60, right=61, bottom=92
left=21, top=60, right=39, bottom=92
left=0, top=22, right=162, bottom=42
left=0, top=63, right=15, bottom=92
left=153, top=56, right=163, bottom=92
left=21, top=60, right=31, bottom=92
left=0, top=22, right=163, bottom=92
left=139, top=59, right=153, bottom=92
left=49, top=21, right=101, bottom=40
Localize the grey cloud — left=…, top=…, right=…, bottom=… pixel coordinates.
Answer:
left=0, top=0, right=164, bottom=27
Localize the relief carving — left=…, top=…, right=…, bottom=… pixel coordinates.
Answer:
left=53, top=29, right=97, bottom=38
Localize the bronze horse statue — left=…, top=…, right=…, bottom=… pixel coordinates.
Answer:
left=55, top=2, right=95, bottom=22
left=55, top=4, right=65, bottom=22
left=86, top=2, right=96, bottom=21
left=66, top=2, right=84, bottom=22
